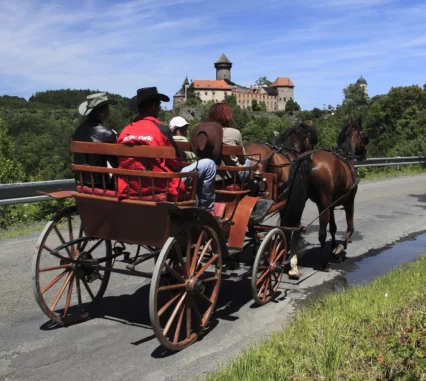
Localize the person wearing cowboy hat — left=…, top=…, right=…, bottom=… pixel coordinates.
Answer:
left=117, top=87, right=216, bottom=211
left=73, top=92, right=118, bottom=187
left=169, top=116, right=197, bottom=163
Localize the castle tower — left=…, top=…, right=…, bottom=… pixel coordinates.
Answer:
left=183, top=76, right=190, bottom=99
left=356, top=76, right=368, bottom=96
left=173, top=76, right=190, bottom=108
left=214, top=54, right=232, bottom=81
left=271, top=77, right=295, bottom=111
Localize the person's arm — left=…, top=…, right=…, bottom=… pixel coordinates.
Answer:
left=155, top=123, right=183, bottom=171
left=105, top=129, right=118, bottom=168
left=236, top=130, right=246, bottom=165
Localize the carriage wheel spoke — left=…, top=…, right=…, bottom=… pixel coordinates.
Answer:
left=271, top=236, right=279, bottom=259
left=202, top=276, right=219, bottom=283
left=175, top=244, right=187, bottom=277
left=174, top=304, right=185, bottom=344
left=273, top=274, right=283, bottom=292
left=196, top=238, right=213, bottom=271
left=158, top=292, right=183, bottom=317
left=195, top=254, right=219, bottom=278
left=43, top=244, right=54, bottom=254
left=257, top=265, right=268, bottom=272
left=262, top=252, right=271, bottom=265
left=164, top=263, right=185, bottom=284
left=186, top=305, right=192, bottom=338
left=77, top=223, right=84, bottom=252
left=41, top=270, right=68, bottom=295
left=272, top=271, right=279, bottom=284
left=190, top=297, right=202, bottom=327
left=263, top=277, right=271, bottom=301
left=198, top=291, right=213, bottom=306
left=256, top=269, right=270, bottom=286
left=54, top=226, right=72, bottom=258
left=40, top=264, right=72, bottom=272
left=190, top=231, right=205, bottom=275
left=63, top=276, right=75, bottom=317
left=185, top=229, right=192, bottom=276
left=163, top=292, right=186, bottom=336
left=258, top=279, right=266, bottom=298
left=50, top=272, right=73, bottom=311
left=82, top=280, right=95, bottom=301
left=274, top=241, right=282, bottom=259
left=86, top=239, right=104, bottom=256
left=76, top=278, right=83, bottom=309
left=67, top=215, right=75, bottom=258
left=158, top=283, right=186, bottom=292
left=275, top=248, right=286, bottom=262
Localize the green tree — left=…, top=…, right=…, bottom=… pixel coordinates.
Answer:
left=241, top=120, right=266, bottom=143
left=285, top=99, right=301, bottom=115
left=224, top=95, right=237, bottom=107
left=184, top=84, right=202, bottom=106
left=255, top=76, right=272, bottom=86
left=0, top=110, right=24, bottom=183
left=251, top=99, right=260, bottom=111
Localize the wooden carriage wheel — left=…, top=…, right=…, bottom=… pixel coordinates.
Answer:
left=251, top=228, right=287, bottom=305
left=149, top=222, right=222, bottom=351
left=32, top=206, right=112, bottom=325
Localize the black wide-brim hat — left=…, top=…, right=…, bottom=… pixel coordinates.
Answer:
left=190, top=122, right=223, bottom=162
left=129, top=87, right=170, bottom=111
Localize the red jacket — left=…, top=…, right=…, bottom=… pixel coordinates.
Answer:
left=117, top=116, right=185, bottom=197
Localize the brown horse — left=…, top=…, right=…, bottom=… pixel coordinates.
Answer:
left=281, top=122, right=369, bottom=278
left=245, top=122, right=318, bottom=200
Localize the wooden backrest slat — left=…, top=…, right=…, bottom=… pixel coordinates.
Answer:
left=175, top=141, right=244, bottom=156
left=72, top=164, right=198, bottom=179
left=71, top=142, right=176, bottom=159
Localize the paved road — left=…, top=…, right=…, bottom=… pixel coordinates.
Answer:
left=1, top=174, right=426, bottom=381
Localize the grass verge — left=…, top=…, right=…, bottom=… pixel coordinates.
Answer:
left=358, top=164, right=426, bottom=181
left=0, top=221, right=46, bottom=240
left=204, top=255, right=426, bottom=381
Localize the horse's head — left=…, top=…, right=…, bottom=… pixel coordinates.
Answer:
left=294, top=122, right=318, bottom=152
left=338, top=120, right=369, bottom=160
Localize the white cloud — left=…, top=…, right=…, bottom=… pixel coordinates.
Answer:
left=0, top=0, right=424, bottom=110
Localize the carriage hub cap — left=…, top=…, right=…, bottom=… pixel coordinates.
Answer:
left=186, top=278, right=204, bottom=293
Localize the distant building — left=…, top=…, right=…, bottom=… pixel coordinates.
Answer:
left=357, top=76, right=368, bottom=96
left=173, top=54, right=295, bottom=111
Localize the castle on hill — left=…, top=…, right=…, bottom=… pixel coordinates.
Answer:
left=173, top=54, right=295, bottom=112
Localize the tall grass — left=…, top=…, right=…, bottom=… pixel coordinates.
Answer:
left=204, top=255, right=426, bottom=380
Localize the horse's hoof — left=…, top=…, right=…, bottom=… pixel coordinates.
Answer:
left=333, top=244, right=344, bottom=256
left=322, top=264, right=332, bottom=272
left=333, top=254, right=344, bottom=263
left=288, top=271, right=301, bottom=280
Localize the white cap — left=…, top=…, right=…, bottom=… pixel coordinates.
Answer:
left=169, top=116, right=189, bottom=131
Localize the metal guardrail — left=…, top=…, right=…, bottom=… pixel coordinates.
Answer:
left=0, top=156, right=425, bottom=206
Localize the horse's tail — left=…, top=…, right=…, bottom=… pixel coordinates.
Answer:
left=280, top=155, right=312, bottom=227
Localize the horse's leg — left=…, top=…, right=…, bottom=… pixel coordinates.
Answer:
left=318, top=201, right=331, bottom=271
left=334, top=195, right=355, bottom=257
left=329, top=207, right=337, bottom=252
left=344, top=202, right=355, bottom=249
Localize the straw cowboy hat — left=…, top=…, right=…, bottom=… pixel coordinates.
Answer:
left=129, top=87, right=170, bottom=111
left=190, top=122, right=223, bottom=162
left=78, top=92, right=118, bottom=116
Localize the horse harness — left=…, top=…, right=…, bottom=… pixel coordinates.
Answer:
left=332, top=150, right=359, bottom=188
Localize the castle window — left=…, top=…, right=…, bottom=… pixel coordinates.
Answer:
left=213, top=91, right=215, bottom=95
left=284, top=97, right=286, bottom=101
left=279, top=98, right=281, bottom=101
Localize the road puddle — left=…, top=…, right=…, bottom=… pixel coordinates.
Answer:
left=341, top=232, right=426, bottom=288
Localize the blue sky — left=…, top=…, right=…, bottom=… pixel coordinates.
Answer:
left=0, top=0, right=425, bottom=110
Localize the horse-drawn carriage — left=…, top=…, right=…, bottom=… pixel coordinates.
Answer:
left=32, top=122, right=368, bottom=351
left=33, top=140, right=302, bottom=351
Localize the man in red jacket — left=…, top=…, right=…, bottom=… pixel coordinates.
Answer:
left=117, top=87, right=216, bottom=210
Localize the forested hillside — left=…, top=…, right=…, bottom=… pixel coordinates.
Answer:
left=0, top=83, right=425, bottom=228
